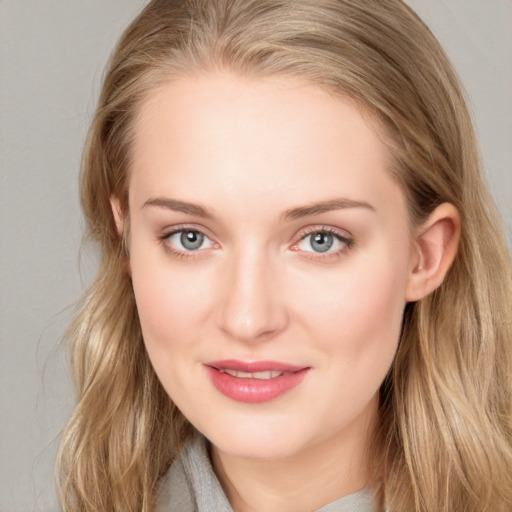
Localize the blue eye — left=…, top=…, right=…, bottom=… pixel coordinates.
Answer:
left=297, top=230, right=348, bottom=254
left=167, top=230, right=212, bottom=251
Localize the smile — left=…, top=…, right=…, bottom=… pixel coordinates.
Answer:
left=218, top=369, right=291, bottom=379
left=204, top=360, right=310, bottom=403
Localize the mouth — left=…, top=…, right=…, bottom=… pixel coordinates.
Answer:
left=217, top=369, right=293, bottom=379
left=203, top=360, right=310, bottom=403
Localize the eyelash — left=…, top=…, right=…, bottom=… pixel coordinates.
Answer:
left=158, top=224, right=215, bottom=260
left=291, top=226, right=354, bottom=261
left=158, top=225, right=354, bottom=261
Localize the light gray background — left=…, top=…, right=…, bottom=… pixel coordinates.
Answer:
left=0, top=1, right=510, bottom=511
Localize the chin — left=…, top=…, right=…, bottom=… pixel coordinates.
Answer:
left=195, top=413, right=320, bottom=461
left=213, top=433, right=303, bottom=461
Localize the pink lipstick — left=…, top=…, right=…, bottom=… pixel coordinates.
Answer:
left=204, top=360, right=310, bottom=403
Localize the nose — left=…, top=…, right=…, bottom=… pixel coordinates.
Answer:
left=216, top=248, right=289, bottom=344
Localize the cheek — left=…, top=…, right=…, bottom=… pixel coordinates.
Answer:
left=293, top=247, right=408, bottom=370
left=291, top=255, right=408, bottom=429
left=129, top=248, right=213, bottom=353
left=129, top=257, right=215, bottom=408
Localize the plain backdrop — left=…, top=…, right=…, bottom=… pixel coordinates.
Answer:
left=0, top=1, right=511, bottom=510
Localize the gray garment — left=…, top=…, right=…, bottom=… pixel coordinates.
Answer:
left=156, top=434, right=375, bottom=512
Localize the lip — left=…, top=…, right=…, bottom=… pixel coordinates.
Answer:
left=204, top=360, right=310, bottom=403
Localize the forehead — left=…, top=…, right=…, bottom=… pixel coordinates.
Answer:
left=129, top=72, right=403, bottom=219
left=133, top=73, right=386, bottom=160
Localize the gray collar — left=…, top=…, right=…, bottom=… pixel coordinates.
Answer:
left=157, top=433, right=376, bottom=512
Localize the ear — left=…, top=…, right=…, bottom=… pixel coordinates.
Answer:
left=405, top=202, right=461, bottom=302
left=110, top=195, right=132, bottom=276
left=110, top=195, right=125, bottom=235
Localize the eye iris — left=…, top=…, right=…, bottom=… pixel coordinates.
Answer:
left=311, top=232, right=334, bottom=253
left=180, top=231, right=204, bottom=250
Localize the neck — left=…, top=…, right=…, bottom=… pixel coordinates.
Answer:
left=211, top=397, right=378, bottom=512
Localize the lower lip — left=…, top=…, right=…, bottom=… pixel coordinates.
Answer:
left=204, top=366, right=309, bottom=403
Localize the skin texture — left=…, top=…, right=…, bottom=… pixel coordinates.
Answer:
left=112, top=73, right=460, bottom=512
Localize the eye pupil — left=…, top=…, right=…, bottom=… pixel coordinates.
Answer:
left=311, top=232, right=334, bottom=253
left=180, top=230, right=204, bottom=250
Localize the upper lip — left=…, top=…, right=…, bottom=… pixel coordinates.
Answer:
left=204, top=360, right=307, bottom=373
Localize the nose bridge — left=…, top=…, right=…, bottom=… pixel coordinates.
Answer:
left=217, top=242, right=287, bottom=342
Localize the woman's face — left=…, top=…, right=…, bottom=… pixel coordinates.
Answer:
left=124, top=73, right=417, bottom=461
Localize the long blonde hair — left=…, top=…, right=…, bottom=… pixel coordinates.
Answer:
left=57, top=1, right=512, bottom=510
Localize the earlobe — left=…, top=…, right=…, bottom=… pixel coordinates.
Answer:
left=110, top=195, right=125, bottom=235
left=405, top=203, right=461, bottom=302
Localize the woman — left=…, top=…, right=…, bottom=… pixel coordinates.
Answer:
left=56, top=1, right=512, bottom=511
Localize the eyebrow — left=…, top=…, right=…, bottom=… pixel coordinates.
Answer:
left=282, top=198, right=375, bottom=220
left=142, top=196, right=375, bottom=220
left=142, top=197, right=214, bottom=218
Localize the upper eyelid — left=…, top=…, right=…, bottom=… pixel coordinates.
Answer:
left=160, top=224, right=213, bottom=239
left=294, top=225, right=353, bottom=241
